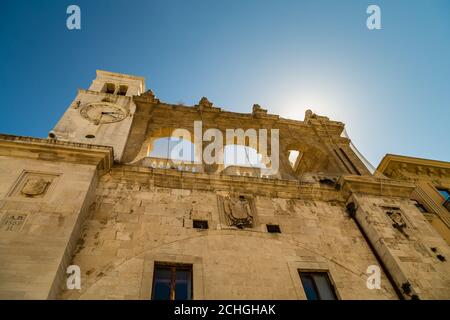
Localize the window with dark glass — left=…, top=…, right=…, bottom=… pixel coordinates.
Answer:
left=105, top=83, right=115, bottom=94
left=266, top=224, right=281, bottom=233
left=299, top=271, right=337, bottom=300
left=193, top=220, right=208, bottom=229
left=437, top=188, right=450, bottom=201
left=118, top=85, right=128, bottom=96
left=152, top=263, right=192, bottom=300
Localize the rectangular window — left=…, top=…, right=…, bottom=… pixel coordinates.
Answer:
left=152, top=263, right=192, bottom=300
left=299, top=271, right=337, bottom=300
left=266, top=224, right=281, bottom=233
left=118, top=85, right=128, bottom=96
left=105, top=83, right=115, bottom=94
left=193, top=220, right=208, bottom=229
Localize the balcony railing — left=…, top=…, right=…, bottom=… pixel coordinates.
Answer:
left=139, top=157, right=204, bottom=173
left=135, top=157, right=278, bottom=179
left=221, top=165, right=262, bottom=178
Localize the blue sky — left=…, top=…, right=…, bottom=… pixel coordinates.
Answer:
left=0, top=0, right=449, bottom=166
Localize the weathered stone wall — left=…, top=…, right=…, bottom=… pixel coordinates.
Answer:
left=351, top=193, right=450, bottom=299
left=59, top=167, right=397, bottom=299
left=0, top=156, right=98, bottom=299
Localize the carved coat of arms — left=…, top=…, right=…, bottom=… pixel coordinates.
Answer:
left=386, top=210, right=407, bottom=229
left=222, top=195, right=254, bottom=228
left=21, top=178, right=50, bottom=197
left=384, top=207, right=409, bottom=238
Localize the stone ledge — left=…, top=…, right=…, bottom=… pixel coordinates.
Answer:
left=105, top=164, right=344, bottom=201
left=0, top=134, right=114, bottom=173
left=340, top=175, right=416, bottom=199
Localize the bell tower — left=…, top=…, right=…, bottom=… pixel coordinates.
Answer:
left=50, top=70, right=145, bottom=161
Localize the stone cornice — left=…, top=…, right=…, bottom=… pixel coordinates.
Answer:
left=377, top=154, right=450, bottom=180
left=339, top=175, right=416, bottom=199
left=132, top=100, right=345, bottom=137
left=0, top=134, right=114, bottom=173
left=109, top=164, right=345, bottom=201
left=96, top=69, right=146, bottom=82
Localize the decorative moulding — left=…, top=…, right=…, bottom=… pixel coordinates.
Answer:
left=0, top=134, right=113, bottom=174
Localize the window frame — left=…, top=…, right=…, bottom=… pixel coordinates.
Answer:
left=298, top=270, right=338, bottom=300
left=151, top=262, right=193, bottom=300
left=117, top=85, right=128, bottom=96
left=104, top=82, right=116, bottom=94
left=193, top=220, right=209, bottom=229
left=266, top=224, right=281, bottom=233
left=437, top=187, right=450, bottom=201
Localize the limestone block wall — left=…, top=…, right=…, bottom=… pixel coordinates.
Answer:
left=351, top=194, right=450, bottom=299
left=0, top=156, right=98, bottom=299
left=59, top=167, right=397, bottom=299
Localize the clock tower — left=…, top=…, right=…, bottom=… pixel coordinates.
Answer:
left=50, top=70, right=146, bottom=161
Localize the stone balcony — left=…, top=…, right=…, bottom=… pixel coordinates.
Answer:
left=134, top=157, right=280, bottom=179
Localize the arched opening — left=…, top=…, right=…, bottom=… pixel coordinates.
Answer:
left=223, top=144, right=267, bottom=169
left=285, top=142, right=341, bottom=176
left=288, top=150, right=303, bottom=170
left=142, top=136, right=202, bottom=172
left=148, top=137, right=195, bottom=162
left=221, top=144, right=268, bottom=177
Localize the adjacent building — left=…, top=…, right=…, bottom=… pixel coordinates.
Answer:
left=377, top=154, right=450, bottom=245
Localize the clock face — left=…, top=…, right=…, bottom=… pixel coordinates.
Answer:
left=80, top=102, right=127, bottom=124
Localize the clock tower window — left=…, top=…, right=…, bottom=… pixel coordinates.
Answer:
left=104, top=83, right=116, bottom=94
left=118, top=85, right=128, bottom=96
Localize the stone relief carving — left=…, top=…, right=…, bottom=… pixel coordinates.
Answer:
left=21, top=178, right=50, bottom=197
left=390, top=166, right=409, bottom=180
left=198, top=97, right=213, bottom=109
left=0, top=214, right=28, bottom=232
left=219, top=195, right=255, bottom=228
left=387, top=210, right=407, bottom=228
left=382, top=206, right=409, bottom=237
left=252, top=104, right=267, bottom=118
left=8, top=171, right=59, bottom=199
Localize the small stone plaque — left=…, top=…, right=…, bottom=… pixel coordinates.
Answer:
left=0, top=214, right=28, bottom=232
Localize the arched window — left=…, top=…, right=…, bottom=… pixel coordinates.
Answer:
left=117, top=85, right=128, bottom=96
left=288, top=150, right=300, bottom=167
left=104, top=83, right=115, bottom=94
left=223, top=144, right=267, bottom=168
left=148, top=137, right=195, bottom=162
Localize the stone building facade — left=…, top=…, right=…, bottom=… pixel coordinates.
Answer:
left=377, top=155, right=450, bottom=245
left=0, top=70, right=449, bottom=300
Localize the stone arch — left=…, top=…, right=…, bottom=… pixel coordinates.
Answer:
left=284, top=141, right=339, bottom=176
left=132, top=127, right=197, bottom=163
